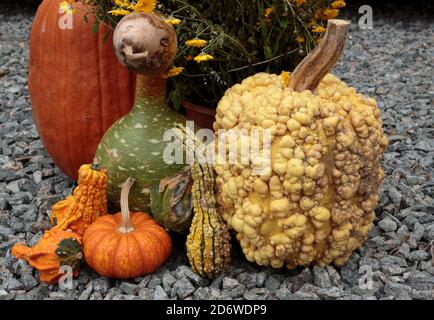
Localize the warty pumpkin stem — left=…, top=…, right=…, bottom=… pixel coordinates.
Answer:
left=119, top=177, right=136, bottom=234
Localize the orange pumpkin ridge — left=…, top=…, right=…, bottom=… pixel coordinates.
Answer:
left=83, top=178, right=172, bottom=279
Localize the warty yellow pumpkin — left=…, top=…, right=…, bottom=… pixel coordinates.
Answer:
left=213, top=20, right=389, bottom=269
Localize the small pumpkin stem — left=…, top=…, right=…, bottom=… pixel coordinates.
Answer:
left=289, top=19, right=350, bottom=92
left=119, top=177, right=136, bottom=234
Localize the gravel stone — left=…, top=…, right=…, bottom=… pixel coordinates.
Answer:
left=171, top=277, right=195, bottom=299
left=162, top=272, right=177, bottom=293
left=154, top=285, right=169, bottom=300
left=255, top=272, right=267, bottom=287
left=408, top=250, right=430, bottom=262
left=423, top=225, right=434, bottom=241
left=138, top=288, right=154, bottom=300
left=21, top=274, right=38, bottom=290
left=92, top=278, right=110, bottom=296
left=147, top=275, right=161, bottom=289
left=7, top=277, right=23, bottom=291
left=313, top=266, right=332, bottom=288
left=78, top=283, right=93, bottom=300
left=384, top=282, right=412, bottom=298
left=194, top=287, right=222, bottom=300
left=89, top=292, right=103, bottom=300
left=290, top=291, right=320, bottom=300
left=119, top=282, right=139, bottom=295
left=378, top=216, right=398, bottom=232
left=221, top=278, right=245, bottom=298
left=264, top=275, right=280, bottom=292
left=104, top=288, right=123, bottom=300
left=275, top=287, right=292, bottom=300
left=243, top=288, right=270, bottom=300
left=407, top=271, right=434, bottom=291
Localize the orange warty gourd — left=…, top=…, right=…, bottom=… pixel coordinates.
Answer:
left=51, top=164, right=108, bottom=236
left=83, top=178, right=172, bottom=279
left=12, top=229, right=83, bottom=284
left=29, top=0, right=135, bottom=180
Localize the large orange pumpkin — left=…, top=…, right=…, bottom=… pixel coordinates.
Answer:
left=83, top=178, right=172, bottom=279
left=29, top=0, right=135, bottom=180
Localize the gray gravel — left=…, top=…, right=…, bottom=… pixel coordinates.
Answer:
left=0, top=3, right=433, bottom=300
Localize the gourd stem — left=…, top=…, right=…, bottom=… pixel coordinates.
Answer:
left=119, top=177, right=136, bottom=234
left=289, top=19, right=350, bottom=92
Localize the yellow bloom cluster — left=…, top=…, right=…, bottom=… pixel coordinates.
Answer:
left=59, top=1, right=77, bottom=14
left=164, top=66, right=184, bottom=78
left=323, top=8, right=339, bottom=20
left=194, top=53, right=214, bottom=63
left=331, top=1, right=346, bottom=9
left=185, top=39, right=208, bottom=48
left=264, top=7, right=273, bottom=20
left=184, top=39, right=213, bottom=64
left=108, top=0, right=156, bottom=16
left=312, top=26, right=326, bottom=33
left=165, top=17, right=182, bottom=25
left=108, top=9, right=130, bottom=16
left=295, top=36, right=305, bottom=43
left=135, top=0, right=156, bottom=13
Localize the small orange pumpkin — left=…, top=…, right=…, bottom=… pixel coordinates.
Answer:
left=83, top=178, right=172, bottom=279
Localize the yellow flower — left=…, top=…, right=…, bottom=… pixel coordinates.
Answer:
left=295, top=36, right=305, bottom=43
left=108, top=9, right=130, bottom=16
left=295, top=0, right=306, bottom=5
left=165, top=17, right=182, bottom=25
left=281, top=71, right=290, bottom=87
left=323, top=8, right=339, bottom=19
left=184, top=55, right=194, bottom=61
left=134, top=0, right=156, bottom=13
left=264, top=7, right=273, bottom=19
left=185, top=39, right=208, bottom=48
left=331, top=1, right=346, bottom=9
left=312, top=26, right=326, bottom=33
left=114, top=0, right=130, bottom=8
left=194, top=53, right=214, bottom=63
left=59, top=1, right=76, bottom=14
left=164, top=67, right=184, bottom=78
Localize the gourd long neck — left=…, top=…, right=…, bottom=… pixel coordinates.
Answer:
left=133, top=74, right=167, bottom=111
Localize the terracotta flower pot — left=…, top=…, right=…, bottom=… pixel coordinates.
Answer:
left=182, top=100, right=216, bottom=130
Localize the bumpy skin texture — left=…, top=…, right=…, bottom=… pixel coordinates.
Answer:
left=51, top=164, right=108, bottom=236
left=83, top=212, right=172, bottom=279
left=12, top=229, right=82, bottom=283
left=187, top=164, right=231, bottom=278
left=214, top=73, right=388, bottom=269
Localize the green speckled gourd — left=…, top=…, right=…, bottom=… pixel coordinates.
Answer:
left=95, top=12, right=190, bottom=231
